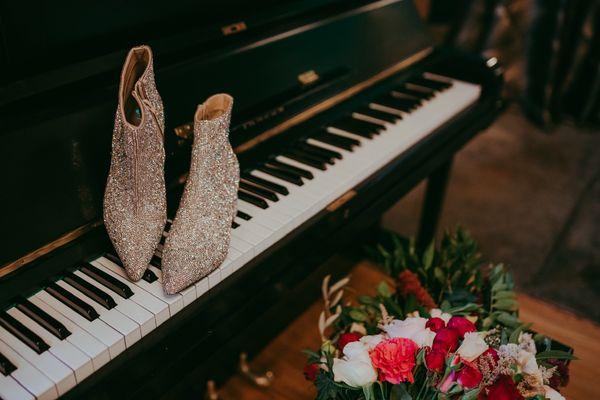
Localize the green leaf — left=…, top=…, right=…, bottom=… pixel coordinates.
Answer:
left=494, top=290, right=516, bottom=300
left=362, top=384, right=376, bottom=400
left=348, top=309, right=368, bottom=322
left=358, top=295, right=378, bottom=306
left=535, top=350, right=577, bottom=361
left=434, top=267, right=445, bottom=284
left=462, top=388, right=481, bottom=400
left=509, top=323, right=532, bottom=344
left=377, top=281, right=392, bottom=298
left=496, top=312, right=522, bottom=328
left=493, top=298, right=519, bottom=311
left=423, top=242, right=435, bottom=270
left=390, top=384, right=412, bottom=400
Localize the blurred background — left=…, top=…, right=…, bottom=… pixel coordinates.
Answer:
left=385, top=0, right=600, bottom=321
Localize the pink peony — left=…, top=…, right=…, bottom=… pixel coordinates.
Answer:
left=370, top=337, right=418, bottom=384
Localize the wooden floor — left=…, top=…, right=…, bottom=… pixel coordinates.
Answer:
left=221, top=260, right=600, bottom=400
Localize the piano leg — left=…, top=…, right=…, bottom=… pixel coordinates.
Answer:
left=417, top=158, right=453, bottom=250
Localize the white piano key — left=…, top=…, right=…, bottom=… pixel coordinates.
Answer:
left=0, top=374, right=35, bottom=400
left=146, top=266, right=196, bottom=307
left=0, top=340, right=56, bottom=400
left=55, top=280, right=141, bottom=348
left=27, top=295, right=110, bottom=370
left=0, top=325, right=76, bottom=396
left=91, top=259, right=170, bottom=326
left=73, top=271, right=156, bottom=337
left=34, top=291, right=126, bottom=359
left=6, top=308, right=94, bottom=384
left=94, top=257, right=183, bottom=317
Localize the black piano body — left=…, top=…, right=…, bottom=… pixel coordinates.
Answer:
left=0, top=0, right=503, bottom=398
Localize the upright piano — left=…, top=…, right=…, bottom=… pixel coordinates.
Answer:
left=0, top=0, right=503, bottom=398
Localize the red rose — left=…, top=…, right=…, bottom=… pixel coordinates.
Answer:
left=370, top=338, right=419, bottom=384
left=426, top=317, right=446, bottom=332
left=303, top=363, right=320, bottom=381
left=337, top=332, right=362, bottom=351
left=424, top=348, right=446, bottom=373
left=432, top=327, right=460, bottom=353
left=457, top=360, right=483, bottom=389
left=447, top=316, right=476, bottom=338
left=480, top=375, right=524, bottom=400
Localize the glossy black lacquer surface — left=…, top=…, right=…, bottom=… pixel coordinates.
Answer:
left=0, top=0, right=430, bottom=269
left=0, top=0, right=507, bottom=398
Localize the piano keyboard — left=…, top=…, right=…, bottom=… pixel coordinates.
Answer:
left=0, top=73, right=480, bottom=400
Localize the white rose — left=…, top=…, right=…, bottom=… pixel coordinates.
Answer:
left=457, top=332, right=489, bottom=361
left=412, top=328, right=436, bottom=348
left=517, top=349, right=541, bottom=377
left=430, top=308, right=452, bottom=324
left=518, top=332, right=537, bottom=355
left=382, top=317, right=427, bottom=340
left=543, top=385, right=565, bottom=400
left=342, top=341, right=371, bottom=363
left=332, top=357, right=377, bottom=388
left=359, top=334, right=383, bottom=351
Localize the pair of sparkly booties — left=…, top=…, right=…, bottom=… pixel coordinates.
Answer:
left=103, top=45, right=239, bottom=294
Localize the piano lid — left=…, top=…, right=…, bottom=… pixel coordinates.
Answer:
left=0, top=0, right=432, bottom=273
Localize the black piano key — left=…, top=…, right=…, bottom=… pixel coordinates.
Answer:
left=159, top=235, right=166, bottom=245
left=164, top=221, right=171, bottom=232
left=280, top=150, right=327, bottom=170
left=241, top=173, right=289, bottom=196
left=396, top=85, right=434, bottom=100
left=63, top=273, right=117, bottom=310
left=150, top=255, right=162, bottom=269
left=238, top=190, right=269, bottom=209
left=390, top=92, right=422, bottom=108
left=240, top=181, right=279, bottom=202
left=0, top=312, right=50, bottom=354
left=16, top=299, right=71, bottom=340
left=257, top=165, right=304, bottom=186
left=237, top=210, right=252, bottom=220
left=374, top=95, right=415, bottom=112
left=0, top=351, right=17, bottom=376
left=104, top=253, right=158, bottom=283
left=297, top=141, right=342, bottom=160
left=45, top=283, right=99, bottom=321
left=290, top=146, right=334, bottom=165
left=312, top=131, right=360, bottom=151
left=80, top=262, right=134, bottom=299
left=407, top=76, right=452, bottom=91
left=232, top=221, right=239, bottom=229
left=354, top=107, right=399, bottom=123
left=329, top=117, right=380, bottom=138
left=268, top=159, right=314, bottom=179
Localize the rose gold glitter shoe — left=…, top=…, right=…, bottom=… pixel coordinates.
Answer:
left=161, top=94, right=239, bottom=294
left=103, top=45, right=167, bottom=281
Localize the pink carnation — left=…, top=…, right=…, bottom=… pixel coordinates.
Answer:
left=370, top=337, right=418, bottom=384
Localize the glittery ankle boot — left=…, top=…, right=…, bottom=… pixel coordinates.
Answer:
left=162, top=94, right=239, bottom=294
left=104, top=45, right=167, bottom=281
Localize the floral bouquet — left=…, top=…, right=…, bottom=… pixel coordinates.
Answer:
left=303, top=229, right=574, bottom=400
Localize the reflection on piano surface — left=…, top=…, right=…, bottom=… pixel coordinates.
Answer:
left=0, top=0, right=503, bottom=398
